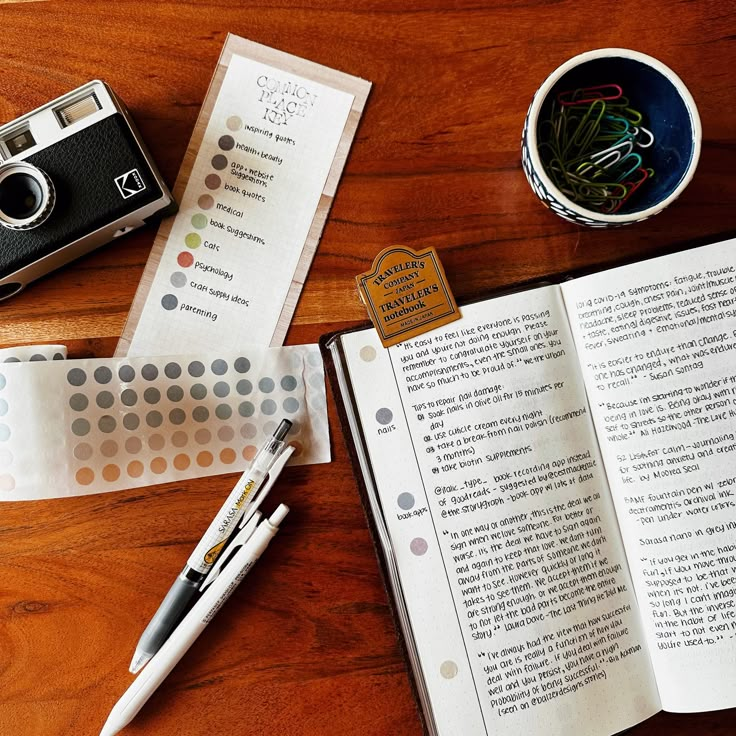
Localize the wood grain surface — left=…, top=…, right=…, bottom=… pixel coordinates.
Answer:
left=1, top=2, right=735, bottom=735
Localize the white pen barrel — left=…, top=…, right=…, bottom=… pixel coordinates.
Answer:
left=108, top=506, right=288, bottom=733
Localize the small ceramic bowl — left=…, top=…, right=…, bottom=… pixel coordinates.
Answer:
left=521, top=48, right=701, bottom=228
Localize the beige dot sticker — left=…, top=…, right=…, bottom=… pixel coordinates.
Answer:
left=151, top=457, right=167, bottom=474
left=127, top=461, right=144, bottom=478
left=102, top=464, right=121, bottom=482
left=359, top=345, right=376, bottom=362
left=174, top=454, right=191, bottom=471
left=197, top=451, right=213, bottom=467
left=440, top=660, right=458, bottom=679
left=220, top=448, right=236, bottom=464
left=76, top=467, right=95, bottom=485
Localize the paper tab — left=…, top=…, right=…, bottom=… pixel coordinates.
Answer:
left=356, top=245, right=460, bottom=347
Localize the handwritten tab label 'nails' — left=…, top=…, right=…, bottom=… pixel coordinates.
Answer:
left=356, top=245, right=460, bottom=348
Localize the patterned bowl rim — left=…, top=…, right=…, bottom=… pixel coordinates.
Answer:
left=526, top=47, right=702, bottom=223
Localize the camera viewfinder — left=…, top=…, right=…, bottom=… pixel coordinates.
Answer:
left=5, top=129, right=36, bottom=156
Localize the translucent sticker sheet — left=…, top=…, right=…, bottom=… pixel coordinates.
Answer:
left=0, top=345, right=329, bottom=500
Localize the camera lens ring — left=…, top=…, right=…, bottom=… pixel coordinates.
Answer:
left=0, top=161, right=55, bottom=230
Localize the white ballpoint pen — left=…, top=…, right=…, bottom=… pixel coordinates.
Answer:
left=100, top=504, right=290, bottom=736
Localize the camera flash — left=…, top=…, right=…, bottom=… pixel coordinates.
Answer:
left=55, top=92, right=101, bottom=127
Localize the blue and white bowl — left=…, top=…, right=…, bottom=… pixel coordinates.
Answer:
left=521, top=48, right=701, bottom=228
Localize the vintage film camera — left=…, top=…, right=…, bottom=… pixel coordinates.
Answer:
left=0, top=80, right=176, bottom=300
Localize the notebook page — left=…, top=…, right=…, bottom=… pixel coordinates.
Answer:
left=562, top=238, right=736, bottom=712
left=341, top=285, right=658, bottom=736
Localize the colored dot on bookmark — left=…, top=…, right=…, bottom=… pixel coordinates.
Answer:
left=161, top=294, right=178, bottom=310
left=218, top=135, right=235, bottom=151
left=146, top=411, right=163, bottom=428
left=440, top=661, right=459, bottom=679
left=30, top=354, right=46, bottom=361
left=198, top=194, right=214, bottom=210
left=170, top=271, right=187, bottom=288
left=234, top=357, right=250, bottom=373
left=239, top=401, right=255, bottom=418
left=142, top=364, right=159, bottom=381
left=144, top=388, right=161, bottom=404
left=190, top=383, right=207, bottom=400
left=123, top=413, right=140, bottom=431
left=185, top=233, right=201, bottom=249
left=214, top=381, right=230, bottom=398
left=261, top=399, right=277, bottom=416
left=211, top=154, right=228, bottom=171
left=410, top=538, right=428, bottom=556
left=242, top=445, right=258, bottom=461
left=195, top=428, right=211, bottom=445
left=359, top=346, right=376, bottom=362
left=121, top=389, right=137, bottom=407
left=0, top=374, right=5, bottom=389
left=211, top=359, right=228, bottom=375
left=148, top=434, right=165, bottom=451
left=172, top=431, right=188, bottom=448
left=283, top=397, right=299, bottom=414
left=0, top=474, right=15, bottom=492
left=289, top=441, right=303, bottom=458
left=204, top=174, right=221, bottom=190
left=177, top=252, right=194, bottom=268
left=397, top=492, right=415, bottom=510
left=169, top=408, right=186, bottom=425
left=96, top=391, right=115, bottom=409
left=167, top=385, right=184, bottom=402
left=188, top=361, right=205, bottom=377
left=75, top=467, right=95, bottom=486
left=218, top=426, right=235, bottom=442
left=193, top=406, right=210, bottom=423
left=240, top=423, right=257, bottom=439
left=191, top=213, right=208, bottom=229
left=125, top=437, right=143, bottom=454
left=281, top=375, right=297, bottom=391
left=259, top=377, right=275, bottom=393
left=226, top=116, right=242, bottom=131
left=236, top=379, right=252, bottom=396
left=215, top=404, right=232, bottom=420
left=71, top=419, right=89, bottom=437
left=99, top=416, right=117, bottom=433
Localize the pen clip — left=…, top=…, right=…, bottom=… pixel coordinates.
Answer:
left=200, top=511, right=262, bottom=592
left=199, top=445, right=294, bottom=592
left=240, top=444, right=294, bottom=529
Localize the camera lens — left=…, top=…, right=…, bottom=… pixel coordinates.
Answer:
left=0, top=162, right=54, bottom=230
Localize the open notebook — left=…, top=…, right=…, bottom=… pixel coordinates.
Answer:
left=323, top=238, right=736, bottom=736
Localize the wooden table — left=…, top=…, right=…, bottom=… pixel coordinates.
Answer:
left=1, top=2, right=735, bottom=735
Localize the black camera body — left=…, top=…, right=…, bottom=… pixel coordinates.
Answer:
left=0, top=81, right=176, bottom=300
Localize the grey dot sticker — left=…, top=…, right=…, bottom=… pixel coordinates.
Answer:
left=213, top=381, right=230, bottom=398
left=190, top=383, right=207, bottom=400
left=69, top=393, right=88, bottom=411
left=188, top=361, right=205, bottom=377
left=240, top=423, right=257, bottom=439
left=376, top=408, right=393, bottom=425
left=236, top=379, right=252, bottom=395
left=162, top=294, right=178, bottom=310
left=283, top=397, right=299, bottom=414
left=144, top=387, right=161, bottom=404
left=218, top=134, right=235, bottom=150
left=0, top=424, right=9, bottom=441
left=167, top=385, right=184, bottom=402
left=30, top=353, right=46, bottom=361
left=94, top=366, right=113, bottom=384
left=99, top=415, right=117, bottom=433
left=0, top=374, right=5, bottom=390
left=169, top=408, right=186, bottom=425
left=193, top=406, right=209, bottom=422
left=211, top=359, right=228, bottom=375
left=164, top=362, right=182, bottom=379
left=259, top=377, right=275, bottom=393
left=67, top=368, right=87, bottom=386
left=71, top=418, right=90, bottom=436
left=172, top=431, right=187, bottom=448
left=307, top=351, right=322, bottom=367
left=0, top=399, right=6, bottom=417
left=123, top=413, right=140, bottom=430
left=146, top=411, right=163, bottom=428
left=281, top=375, right=298, bottom=391
left=309, top=372, right=324, bottom=389
left=119, top=365, right=135, bottom=382
left=234, top=357, right=250, bottom=373
left=96, top=391, right=114, bottom=409
left=398, top=492, right=415, bottom=510
left=121, top=389, right=137, bottom=407
left=170, top=271, right=187, bottom=288
left=195, top=428, right=211, bottom=444
left=239, top=401, right=255, bottom=417
left=218, top=426, right=235, bottom=442
left=215, top=404, right=232, bottom=420
left=74, top=443, right=93, bottom=461
left=126, top=436, right=142, bottom=453
left=53, top=352, right=64, bottom=360
left=261, top=399, right=277, bottom=415
left=142, top=364, right=159, bottom=381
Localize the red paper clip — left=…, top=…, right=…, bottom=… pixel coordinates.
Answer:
left=611, top=167, right=650, bottom=213
left=557, top=84, right=624, bottom=106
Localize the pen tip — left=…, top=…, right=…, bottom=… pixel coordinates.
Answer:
left=274, top=419, right=292, bottom=441
left=129, top=651, right=151, bottom=674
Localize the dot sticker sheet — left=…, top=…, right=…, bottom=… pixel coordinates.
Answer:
left=0, top=345, right=328, bottom=500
